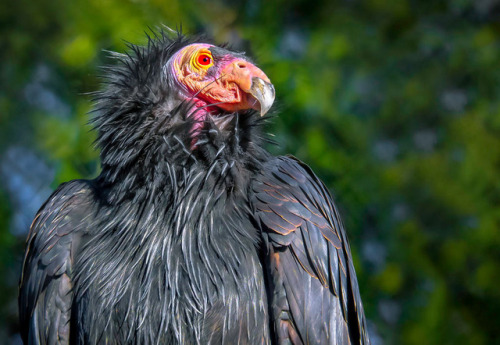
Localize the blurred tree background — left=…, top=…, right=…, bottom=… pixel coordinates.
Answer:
left=1, top=0, right=500, bottom=344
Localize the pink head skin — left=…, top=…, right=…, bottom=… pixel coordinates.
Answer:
left=168, top=43, right=274, bottom=131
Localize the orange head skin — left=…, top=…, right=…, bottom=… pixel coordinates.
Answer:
left=169, top=43, right=272, bottom=116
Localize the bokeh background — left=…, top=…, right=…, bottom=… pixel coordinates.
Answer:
left=2, top=0, right=500, bottom=344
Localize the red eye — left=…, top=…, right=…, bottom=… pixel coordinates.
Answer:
left=197, top=54, right=212, bottom=66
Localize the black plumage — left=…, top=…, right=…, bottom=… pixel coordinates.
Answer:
left=19, top=31, right=370, bottom=344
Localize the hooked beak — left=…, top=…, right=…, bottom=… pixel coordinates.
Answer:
left=248, top=77, right=275, bottom=116
left=218, top=58, right=275, bottom=116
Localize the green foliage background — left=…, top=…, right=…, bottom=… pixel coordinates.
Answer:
left=1, top=0, right=500, bottom=344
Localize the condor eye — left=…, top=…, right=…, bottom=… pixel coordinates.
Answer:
left=197, top=54, right=212, bottom=66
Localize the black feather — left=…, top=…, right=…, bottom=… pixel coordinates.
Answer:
left=19, top=29, right=369, bottom=345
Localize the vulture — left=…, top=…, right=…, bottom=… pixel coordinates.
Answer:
left=19, top=31, right=370, bottom=345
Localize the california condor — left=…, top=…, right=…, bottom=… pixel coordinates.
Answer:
left=19, top=31, right=370, bottom=345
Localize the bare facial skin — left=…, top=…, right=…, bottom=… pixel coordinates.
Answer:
left=170, top=43, right=274, bottom=115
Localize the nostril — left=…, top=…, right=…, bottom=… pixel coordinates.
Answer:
left=236, top=62, right=247, bottom=69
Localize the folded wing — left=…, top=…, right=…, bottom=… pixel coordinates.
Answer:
left=252, top=156, right=369, bottom=345
left=19, top=181, right=94, bottom=345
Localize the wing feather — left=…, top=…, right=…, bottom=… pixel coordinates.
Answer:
left=253, top=156, right=369, bottom=345
left=19, top=180, right=94, bottom=345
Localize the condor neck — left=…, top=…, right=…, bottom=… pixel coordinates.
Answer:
left=96, top=111, right=268, bottom=204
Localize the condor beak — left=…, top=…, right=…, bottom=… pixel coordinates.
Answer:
left=220, top=59, right=275, bottom=116
left=248, top=77, right=275, bottom=116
